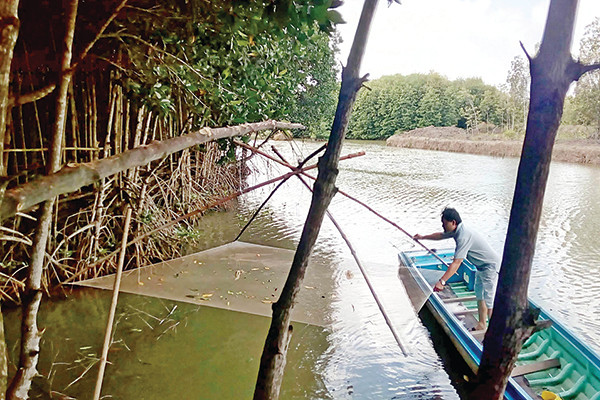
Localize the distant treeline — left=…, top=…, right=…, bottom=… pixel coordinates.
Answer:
left=345, top=73, right=520, bottom=140
left=340, top=17, right=600, bottom=141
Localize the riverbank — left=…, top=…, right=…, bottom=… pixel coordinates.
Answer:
left=386, top=127, right=600, bottom=165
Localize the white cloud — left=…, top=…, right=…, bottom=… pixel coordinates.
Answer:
left=336, top=0, right=600, bottom=87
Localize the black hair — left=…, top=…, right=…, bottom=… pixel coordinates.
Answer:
left=441, top=207, right=462, bottom=225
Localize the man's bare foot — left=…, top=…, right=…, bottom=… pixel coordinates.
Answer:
left=472, top=324, right=486, bottom=331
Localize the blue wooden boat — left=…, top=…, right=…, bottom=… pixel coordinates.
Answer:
left=398, top=249, right=600, bottom=400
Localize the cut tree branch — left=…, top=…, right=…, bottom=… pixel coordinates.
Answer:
left=60, top=149, right=365, bottom=285
left=8, top=83, right=56, bottom=107
left=0, top=120, right=304, bottom=222
left=472, top=0, right=600, bottom=398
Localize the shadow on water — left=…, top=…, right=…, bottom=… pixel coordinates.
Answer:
left=3, top=289, right=331, bottom=399
left=418, top=307, right=474, bottom=399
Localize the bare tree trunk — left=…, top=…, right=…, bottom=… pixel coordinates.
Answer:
left=0, top=0, right=19, bottom=180
left=0, top=2, right=20, bottom=396
left=472, top=1, right=600, bottom=398
left=6, top=1, right=78, bottom=398
left=252, top=1, right=377, bottom=399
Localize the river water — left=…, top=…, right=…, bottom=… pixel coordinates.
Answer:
left=4, top=140, right=600, bottom=399
left=243, top=139, right=600, bottom=349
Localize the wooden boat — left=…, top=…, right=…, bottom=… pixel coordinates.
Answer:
left=398, top=249, right=600, bottom=400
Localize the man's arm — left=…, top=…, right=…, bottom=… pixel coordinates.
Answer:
left=413, top=232, right=445, bottom=240
left=433, top=258, right=463, bottom=292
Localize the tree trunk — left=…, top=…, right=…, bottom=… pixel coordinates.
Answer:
left=252, top=1, right=377, bottom=399
left=0, top=0, right=19, bottom=179
left=6, top=0, right=78, bottom=398
left=0, top=2, right=20, bottom=397
left=472, top=1, right=600, bottom=398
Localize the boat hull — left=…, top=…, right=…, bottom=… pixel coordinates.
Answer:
left=399, top=249, right=600, bottom=400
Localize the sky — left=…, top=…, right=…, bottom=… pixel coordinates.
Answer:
left=336, top=0, right=600, bottom=88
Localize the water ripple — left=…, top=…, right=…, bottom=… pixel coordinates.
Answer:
left=242, top=140, right=600, bottom=396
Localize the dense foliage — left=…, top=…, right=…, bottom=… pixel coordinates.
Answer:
left=563, top=17, right=600, bottom=138
left=346, top=73, right=511, bottom=140
left=107, top=0, right=340, bottom=138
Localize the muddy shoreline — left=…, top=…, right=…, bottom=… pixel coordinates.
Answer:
left=386, top=133, right=600, bottom=165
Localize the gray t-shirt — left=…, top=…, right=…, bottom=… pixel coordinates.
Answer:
left=442, top=223, right=499, bottom=271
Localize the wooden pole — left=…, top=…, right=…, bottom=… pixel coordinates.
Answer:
left=253, top=1, right=378, bottom=398
left=93, top=207, right=132, bottom=400
left=236, top=140, right=453, bottom=268
left=472, top=0, right=600, bottom=398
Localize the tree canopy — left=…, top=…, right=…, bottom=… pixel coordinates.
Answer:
left=345, top=73, right=510, bottom=140
left=11, top=0, right=340, bottom=143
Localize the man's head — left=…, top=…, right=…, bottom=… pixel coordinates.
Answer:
left=441, top=207, right=461, bottom=233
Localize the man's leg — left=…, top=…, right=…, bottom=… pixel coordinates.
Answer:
left=475, top=300, right=488, bottom=331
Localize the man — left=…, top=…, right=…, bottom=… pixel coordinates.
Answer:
left=413, top=207, right=499, bottom=331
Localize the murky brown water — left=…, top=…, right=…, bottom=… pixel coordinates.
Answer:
left=5, top=139, right=599, bottom=399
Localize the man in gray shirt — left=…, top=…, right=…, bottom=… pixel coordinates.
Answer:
left=413, top=207, right=499, bottom=331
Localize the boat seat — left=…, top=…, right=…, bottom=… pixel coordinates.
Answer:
left=444, top=296, right=478, bottom=304
left=471, top=329, right=486, bottom=341
left=589, top=391, right=600, bottom=400
left=511, top=358, right=561, bottom=377
left=453, top=309, right=479, bottom=317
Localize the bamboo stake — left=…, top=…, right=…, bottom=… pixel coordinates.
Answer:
left=17, top=78, right=28, bottom=171
left=1, top=120, right=304, bottom=222
left=22, top=42, right=45, bottom=166
left=91, top=76, right=98, bottom=161
left=92, top=206, right=132, bottom=400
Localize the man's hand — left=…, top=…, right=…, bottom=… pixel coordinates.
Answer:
left=413, top=234, right=424, bottom=240
left=433, top=280, right=445, bottom=292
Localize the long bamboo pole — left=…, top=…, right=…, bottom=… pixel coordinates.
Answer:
left=0, top=120, right=304, bottom=222
left=92, top=207, right=132, bottom=400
